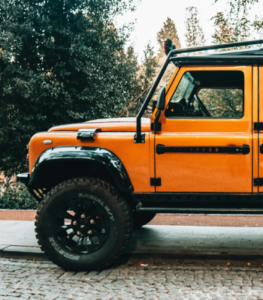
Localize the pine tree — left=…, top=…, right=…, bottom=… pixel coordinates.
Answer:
left=157, top=18, right=181, bottom=55
left=0, top=0, right=139, bottom=175
left=185, top=7, right=206, bottom=48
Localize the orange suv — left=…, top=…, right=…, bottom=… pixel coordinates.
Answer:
left=17, top=39, right=263, bottom=270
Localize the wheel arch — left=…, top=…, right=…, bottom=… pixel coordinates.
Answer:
left=28, top=146, right=134, bottom=195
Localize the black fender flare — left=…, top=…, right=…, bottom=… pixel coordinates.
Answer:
left=28, top=146, right=134, bottom=193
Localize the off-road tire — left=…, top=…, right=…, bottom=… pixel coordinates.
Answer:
left=133, top=211, right=156, bottom=229
left=35, top=177, right=133, bottom=271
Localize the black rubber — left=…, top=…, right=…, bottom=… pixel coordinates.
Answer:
left=133, top=211, right=156, bottom=229
left=35, top=177, right=133, bottom=271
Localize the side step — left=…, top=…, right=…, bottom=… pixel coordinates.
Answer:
left=137, top=205, right=263, bottom=215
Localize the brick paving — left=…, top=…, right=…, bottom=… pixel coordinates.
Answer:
left=0, top=258, right=263, bottom=299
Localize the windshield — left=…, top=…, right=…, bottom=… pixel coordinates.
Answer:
left=170, top=72, right=195, bottom=103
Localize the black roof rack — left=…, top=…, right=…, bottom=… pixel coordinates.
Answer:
left=134, top=39, right=263, bottom=143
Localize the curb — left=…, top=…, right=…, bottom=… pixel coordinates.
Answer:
left=1, top=244, right=263, bottom=265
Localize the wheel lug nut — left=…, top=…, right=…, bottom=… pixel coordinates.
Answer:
left=73, top=221, right=77, bottom=225
left=81, top=214, right=85, bottom=219
left=90, top=219, right=95, bottom=224
left=88, top=230, right=92, bottom=235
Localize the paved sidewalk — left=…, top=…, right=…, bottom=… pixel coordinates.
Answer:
left=1, top=221, right=263, bottom=261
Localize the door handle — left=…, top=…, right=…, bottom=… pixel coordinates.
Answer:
left=156, top=144, right=250, bottom=155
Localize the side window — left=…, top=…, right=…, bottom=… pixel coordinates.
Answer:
left=197, top=89, right=243, bottom=118
left=166, top=70, right=244, bottom=119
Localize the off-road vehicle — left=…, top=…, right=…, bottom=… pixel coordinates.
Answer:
left=18, top=39, right=263, bottom=270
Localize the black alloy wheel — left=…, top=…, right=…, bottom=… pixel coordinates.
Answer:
left=55, top=199, right=110, bottom=254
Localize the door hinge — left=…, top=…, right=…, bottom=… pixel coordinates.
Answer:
left=254, top=178, right=263, bottom=186
left=254, top=122, right=263, bottom=131
left=150, top=178, right=161, bottom=186
left=151, top=122, right=162, bottom=131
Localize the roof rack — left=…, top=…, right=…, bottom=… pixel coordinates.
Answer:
left=134, top=39, right=263, bottom=143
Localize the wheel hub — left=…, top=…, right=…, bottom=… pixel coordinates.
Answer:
left=72, top=217, right=94, bottom=236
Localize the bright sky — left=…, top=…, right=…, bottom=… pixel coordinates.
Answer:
left=115, top=0, right=263, bottom=62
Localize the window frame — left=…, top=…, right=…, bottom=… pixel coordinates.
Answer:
left=166, top=70, right=245, bottom=120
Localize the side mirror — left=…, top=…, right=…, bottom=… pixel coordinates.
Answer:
left=156, top=86, right=166, bottom=111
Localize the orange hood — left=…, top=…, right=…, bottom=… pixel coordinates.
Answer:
left=49, top=117, right=151, bottom=132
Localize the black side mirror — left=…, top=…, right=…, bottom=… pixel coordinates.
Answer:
left=156, top=86, right=166, bottom=111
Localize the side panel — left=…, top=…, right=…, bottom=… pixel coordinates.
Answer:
left=29, top=132, right=151, bottom=193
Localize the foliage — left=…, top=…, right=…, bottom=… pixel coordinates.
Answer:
left=120, top=43, right=158, bottom=117
left=185, top=7, right=206, bottom=48
left=0, top=185, right=38, bottom=209
left=212, top=0, right=261, bottom=46
left=157, top=17, right=181, bottom=55
left=198, top=88, right=243, bottom=118
left=212, top=12, right=234, bottom=45
left=0, top=0, right=140, bottom=176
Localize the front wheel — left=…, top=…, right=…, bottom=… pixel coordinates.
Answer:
left=35, top=178, right=133, bottom=271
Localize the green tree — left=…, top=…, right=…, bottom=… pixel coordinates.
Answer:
left=157, top=18, right=181, bottom=55
left=212, top=0, right=259, bottom=45
left=185, top=7, right=206, bottom=48
left=0, top=0, right=139, bottom=176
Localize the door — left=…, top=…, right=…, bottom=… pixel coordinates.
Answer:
left=155, top=66, right=253, bottom=193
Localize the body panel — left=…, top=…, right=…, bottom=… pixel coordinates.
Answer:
left=29, top=132, right=151, bottom=193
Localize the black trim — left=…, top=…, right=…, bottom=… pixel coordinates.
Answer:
left=254, top=178, right=263, bottom=186
left=137, top=205, right=263, bottom=215
left=255, top=122, right=263, bottom=131
left=133, top=192, right=263, bottom=214
left=156, top=144, right=250, bottom=155
left=28, top=146, right=134, bottom=193
left=260, top=144, right=263, bottom=154
left=134, top=133, right=145, bottom=143
left=150, top=178, right=161, bottom=186
left=77, top=128, right=101, bottom=140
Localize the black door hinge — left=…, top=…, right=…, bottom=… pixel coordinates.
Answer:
left=150, top=178, right=161, bottom=186
left=151, top=122, right=162, bottom=131
left=254, top=178, right=263, bottom=186
left=254, top=122, right=263, bottom=131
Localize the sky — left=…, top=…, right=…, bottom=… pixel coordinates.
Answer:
left=115, top=0, right=263, bottom=62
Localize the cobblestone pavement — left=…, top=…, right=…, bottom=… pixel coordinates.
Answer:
left=1, top=258, right=263, bottom=300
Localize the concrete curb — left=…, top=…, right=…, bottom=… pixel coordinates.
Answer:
left=1, top=244, right=263, bottom=265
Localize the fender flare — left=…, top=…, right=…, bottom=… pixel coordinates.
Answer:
left=28, top=146, right=134, bottom=193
